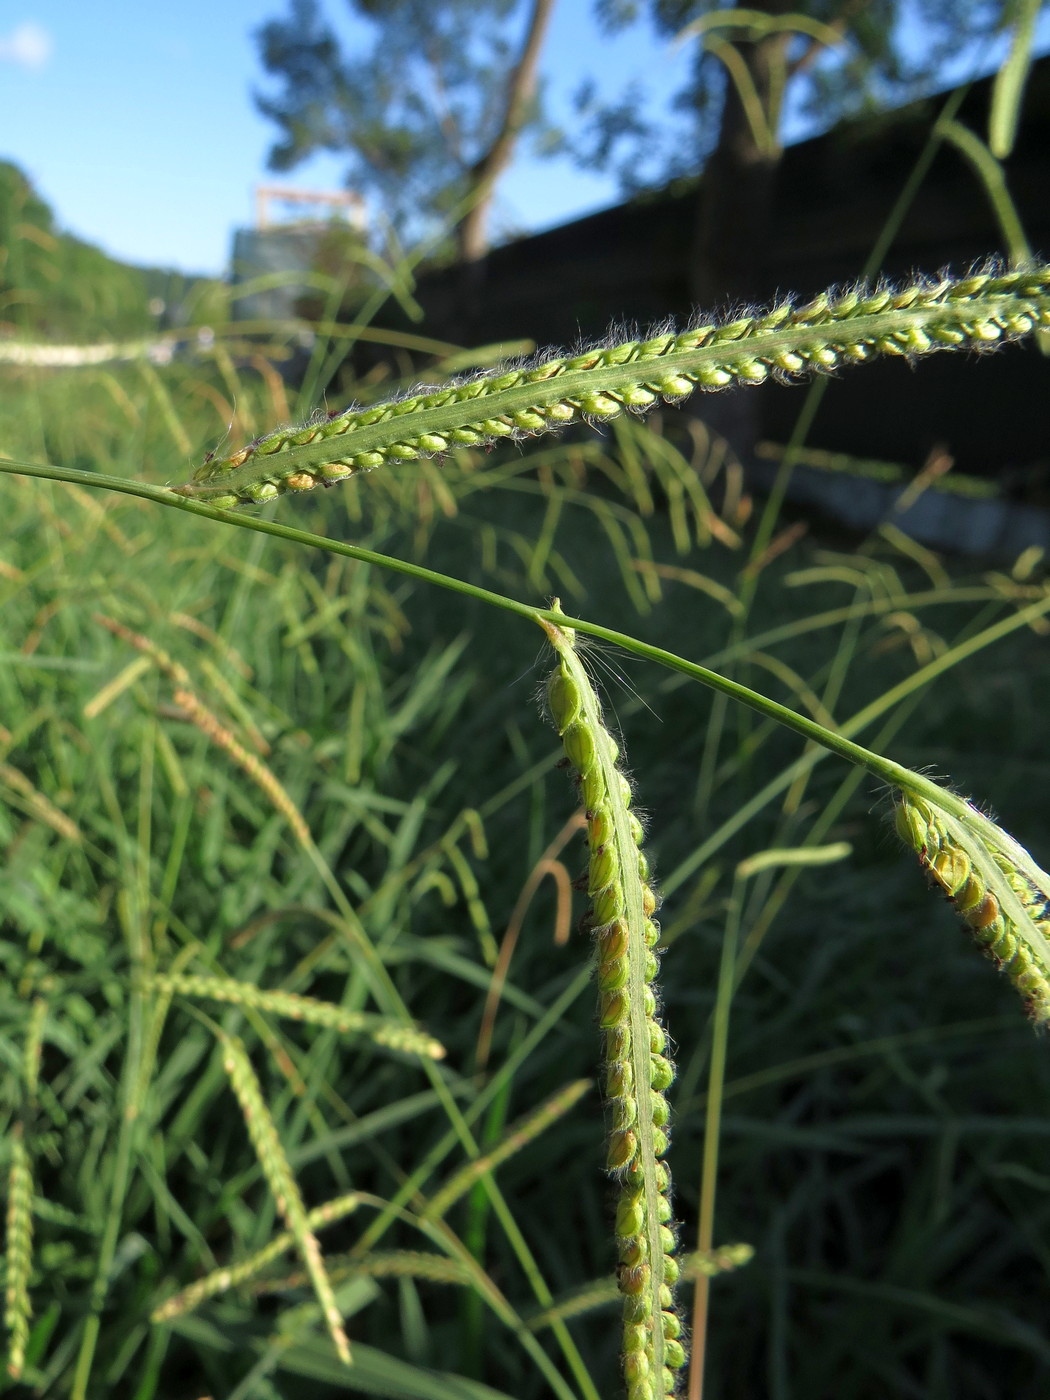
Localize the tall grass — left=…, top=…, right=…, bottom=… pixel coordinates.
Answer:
left=4, top=42, right=1050, bottom=1397
left=2, top=283, right=1050, bottom=1396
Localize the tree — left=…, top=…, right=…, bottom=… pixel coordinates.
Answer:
left=579, top=1, right=1013, bottom=304
left=254, top=0, right=558, bottom=266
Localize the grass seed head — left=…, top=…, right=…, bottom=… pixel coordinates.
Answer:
left=541, top=603, right=685, bottom=1397
left=895, top=792, right=1050, bottom=1023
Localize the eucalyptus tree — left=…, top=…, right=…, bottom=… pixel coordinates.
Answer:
left=255, top=0, right=558, bottom=264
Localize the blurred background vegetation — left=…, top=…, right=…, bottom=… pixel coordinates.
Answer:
left=3, top=4, right=1050, bottom=1399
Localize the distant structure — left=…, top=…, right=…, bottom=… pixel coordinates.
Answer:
left=253, top=186, right=365, bottom=231
left=230, top=185, right=365, bottom=323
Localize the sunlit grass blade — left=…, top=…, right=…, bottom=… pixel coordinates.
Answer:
left=423, top=1079, right=591, bottom=1220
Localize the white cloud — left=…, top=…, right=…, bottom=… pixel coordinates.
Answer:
left=0, top=22, right=53, bottom=70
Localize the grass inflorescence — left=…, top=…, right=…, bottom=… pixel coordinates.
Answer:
left=895, top=791, right=1050, bottom=1021
left=173, top=265, right=1050, bottom=507
left=218, top=1031, right=352, bottom=1365
left=5, top=215, right=1050, bottom=1399
left=147, top=973, right=446, bottom=1059
left=151, top=1192, right=363, bottom=1323
left=542, top=605, right=685, bottom=1400
left=4, top=1126, right=33, bottom=1380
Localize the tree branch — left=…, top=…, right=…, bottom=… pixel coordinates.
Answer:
left=459, top=0, right=558, bottom=261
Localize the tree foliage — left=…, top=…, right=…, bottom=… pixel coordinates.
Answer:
left=255, top=0, right=558, bottom=261
left=574, top=0, right=1019, bottom=190
left=0, top=162, right=155, bottom=339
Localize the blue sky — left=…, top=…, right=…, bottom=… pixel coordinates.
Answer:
left=1, top=2, right=1046, bottom=277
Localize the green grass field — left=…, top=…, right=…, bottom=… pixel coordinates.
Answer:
left=3, top=303, right=1050, bottom=1400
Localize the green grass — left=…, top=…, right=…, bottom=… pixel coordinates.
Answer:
left=2, top=316, right=1050, bottom=1400
left=7, top=27, right=1050, bottom=1395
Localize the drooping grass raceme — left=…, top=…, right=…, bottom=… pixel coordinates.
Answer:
left=895, top=791, right=1050, bottom=1021
left=173, top=266, right=1050, bottom=508
left=218, top=1032, right=352, bottom=1365
left=5, top=1001, right=46, bottom=1381
left=147, top=974, right=445, bottom=1060
left=542, top=607, right=684, bottom=1400
left=4, top=1127, right=32, bottom=1380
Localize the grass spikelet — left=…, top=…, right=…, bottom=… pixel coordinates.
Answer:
left=541, top=602, right=684, bottom=1400
left=217, top=1032, right=352, bottom=1365
left=173, top=264, right=1050, bottom=507
left=895, top=791, right=1050, bottom=1021
left=151, top=1191, right=361, bottom=1323
left=147, top=973, right=445, bottom=1060
left=423, top=1078, right=591, bottom=1220
left=4, top=1126, right=33, bottom=1380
